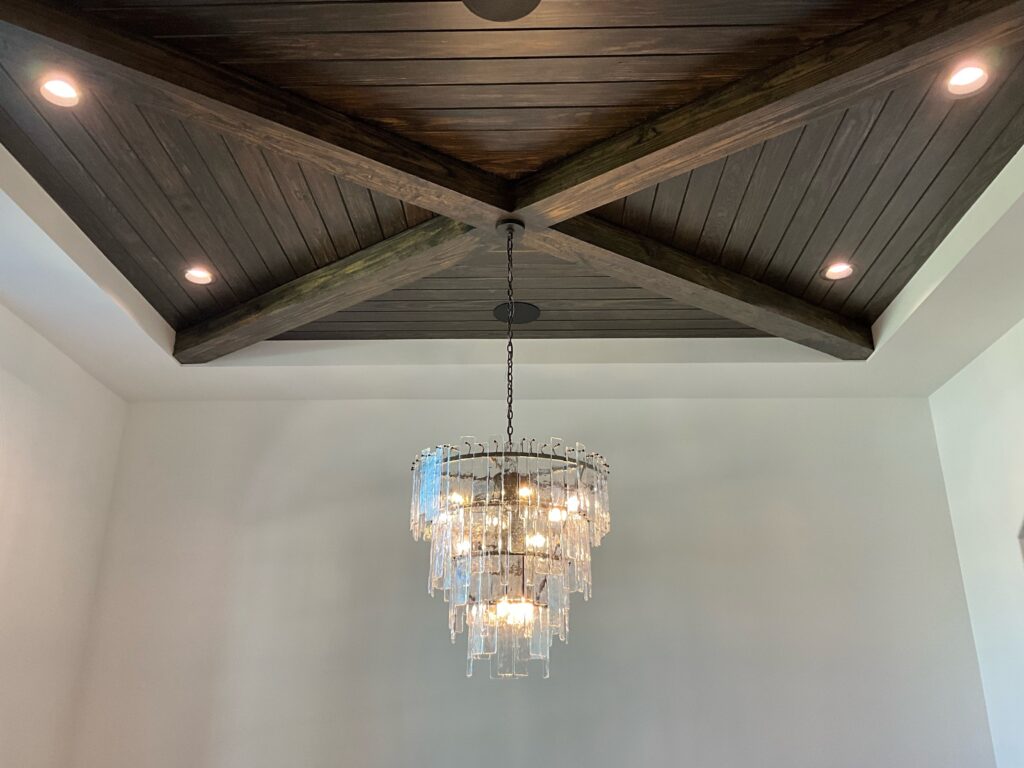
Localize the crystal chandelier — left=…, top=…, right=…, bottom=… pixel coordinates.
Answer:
left=410, top=220, right=611, bottom=678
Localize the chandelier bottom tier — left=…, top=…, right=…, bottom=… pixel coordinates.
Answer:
left=411, top=438, right=610, bottom=678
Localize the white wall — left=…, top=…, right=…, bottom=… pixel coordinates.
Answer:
left=0, top=303, right=125, bottom=768
left=71, top=397, right=994, bottom=768
left=931, top=316, right=1024, bottom=768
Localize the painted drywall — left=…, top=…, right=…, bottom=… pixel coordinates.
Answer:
left=931, top=316, right=1024, bottom=768
left=71, top=397, right=993, bottom=768
left=0, top=303, right=125, bottom=768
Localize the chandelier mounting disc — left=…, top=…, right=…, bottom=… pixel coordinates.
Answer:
left=496, top=217, right=525, bottom=235
left=493, top=301, right=540, bottom=324
left=463, top=0, right=541, bottom=22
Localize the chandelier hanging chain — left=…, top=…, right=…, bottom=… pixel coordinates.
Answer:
left=506, top=225, right=515, bottom=444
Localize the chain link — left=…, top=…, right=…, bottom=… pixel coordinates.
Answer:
left=506, top=226, right=515, bottom=445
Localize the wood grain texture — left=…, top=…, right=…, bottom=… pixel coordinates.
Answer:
left=0, top=2, right=512, bottom=226
left=515, top=0, right=1024, bottom=226
left=174, top=217, right=480, bottom=363
left=534, top=216, right=874, bottom=359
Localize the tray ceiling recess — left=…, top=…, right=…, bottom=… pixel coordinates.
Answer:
left=1, top=0, right=1023, bottom=363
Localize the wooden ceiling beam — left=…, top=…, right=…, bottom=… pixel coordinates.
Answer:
left=174, top=217, right=480, bottom=364
left=531, top=216, right=874, bottom=360
left=514, top=0, right=1024, bottom=226
left=0, top=0, right=512, bottom=229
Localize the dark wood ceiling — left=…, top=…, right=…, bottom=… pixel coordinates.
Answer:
left=0, top=28, right=434, bottom=328
left=2, top=0, right=1023, bottom=357
left=66, top=0, right=910, bottom=178
left=594, top=46, right=1024, bottom=323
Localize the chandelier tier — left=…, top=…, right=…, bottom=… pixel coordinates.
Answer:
left=409, top=221, right=611, bottom=678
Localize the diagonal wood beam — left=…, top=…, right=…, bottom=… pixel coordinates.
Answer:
left=174, top=218, right=480, bottom=364
left=530, top=216, right=874, bottom=360
left=0, top=0, right=512, bottom=228
left=515, top=0, right=1024, bottom=226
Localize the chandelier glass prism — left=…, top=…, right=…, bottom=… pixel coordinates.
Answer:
left=409, top=220, right=610, bottom=678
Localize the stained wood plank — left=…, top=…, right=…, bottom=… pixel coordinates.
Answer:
left=515, top=0, right=1024, bottom=226
left=292, top=82, right=708, bottom=111
left=695, top=144, right=763, bottom=261
left=718, top=130, right=802, bottom=272
left=235, top=56, right=778, bottom=87
left=370, top=107, right=656, bottom=133
left=645, top=175, right=690, bottom=244
left=223, top=135, right=319, bottom=276
left=299, top=160, right=362, bottom=257
left=168, top=28, right=819, bottom=63
left=402, top=201, right=433, bottom=227
left=370, top=189, right=408, bottom=238
left=336, top=178, right=384, bottom=248
left=621, top=186, right=658, bottom=234
left=534, top=215, right=874, bottom=359
left=174, top=218, right=480, bottom=363
left=262, top=150, right=339, bottom=268
left=673, top=158, right=727, bottom=255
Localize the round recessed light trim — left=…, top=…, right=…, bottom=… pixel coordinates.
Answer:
left=463, top=0, right=541, bottom=22
left=184, top=266, right=215, bottom=285
left=947, top=64, right=989, bottom=96
left=493, top=301, right=541, bottom=324
left=40, top=77, right=80, bottom=108
left=823, top=262, right=854, bottom=281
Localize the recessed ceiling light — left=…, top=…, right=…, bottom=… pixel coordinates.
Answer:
left=184, top=266, right=215, bottom=285
left=39, top=77, right=80, bottom=108
left=823, top=262, right=854, bottom=280
left=948, top=64, right=989, bottom=95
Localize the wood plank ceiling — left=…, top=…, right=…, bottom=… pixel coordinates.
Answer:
left=68, top=0, right=911, bottom=178
left=1, top=0, right=1023, bottom=354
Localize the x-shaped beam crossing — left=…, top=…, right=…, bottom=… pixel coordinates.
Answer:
left=5, top=0, right=1024, bottom=362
